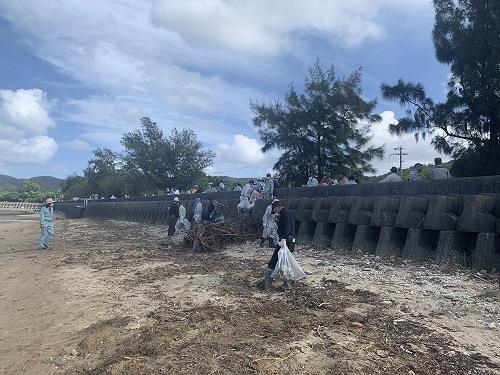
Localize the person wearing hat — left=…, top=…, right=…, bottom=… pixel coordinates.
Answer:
left=39, top=198, right=55, bottom=250
left=380, top=167, right=402, bottom=183
left=167, top=197, right=180, bottom=236
left=260, top=198, right=279, bottom=248
left=264, top=200, right=296, bottom=287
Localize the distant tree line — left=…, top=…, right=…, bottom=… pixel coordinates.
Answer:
left=0, top=180, right=59, bottom=203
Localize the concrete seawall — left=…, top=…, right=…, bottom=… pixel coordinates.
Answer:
left=54, top=175, right=500, bottom=271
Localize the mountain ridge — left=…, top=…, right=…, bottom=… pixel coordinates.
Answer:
left=0, top=174, right=63, bottom=192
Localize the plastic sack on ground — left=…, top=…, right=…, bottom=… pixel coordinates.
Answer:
left=271, top=244, right=307, bottom=281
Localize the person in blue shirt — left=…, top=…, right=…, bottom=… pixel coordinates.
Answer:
left=39, top=198, right=54, bottom=250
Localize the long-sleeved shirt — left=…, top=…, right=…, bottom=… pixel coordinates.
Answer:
left=240, top=183, right=253, bottom=199
left=193, top=201, right=203, bottom=221
left=408, top=169, right=422, bottom=181
left=39, top=206, right=53, bottom=223
left=379, top=173, right=402, bottom=183
left=430, top=166, right=451, bottom=179
left=306, top=177, right=318, bottom=187
left=277, top=208, right=295, bottom=240
left=262, top=178, right=274, bottom=194
left=169, top=202, right=180, bottom=218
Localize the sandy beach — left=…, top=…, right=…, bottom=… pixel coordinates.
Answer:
left=0, top=215, right=499, bottom=374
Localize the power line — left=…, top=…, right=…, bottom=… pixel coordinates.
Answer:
left=391, top=146, right=408, bottom=174
left=210, top=160, right=273, bottom=174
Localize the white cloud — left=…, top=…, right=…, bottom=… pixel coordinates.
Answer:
left=150, top=0, right=432, bottom=54
left=0, top=88, right=56, bottom=138
left=0, top=136, right=58, bottom=165
left=207, top=134, right=279, bottom=177
left=369, top=110, right=444, bottom=174
left=61, top=139, right=92, bottom=151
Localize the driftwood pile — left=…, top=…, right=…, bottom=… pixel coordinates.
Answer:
left=182, top=216, right=262, bottom=252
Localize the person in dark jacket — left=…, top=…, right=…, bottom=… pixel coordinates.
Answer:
left=264, top=200, right=296, bottom=287
left=202, top=198, right=215, bottom=221
left=167, top=197, right=180, bottom=236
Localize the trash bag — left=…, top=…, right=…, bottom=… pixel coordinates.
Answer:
left=271, top=243, right=307, bottom=281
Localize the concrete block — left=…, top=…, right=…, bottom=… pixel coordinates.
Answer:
left=457, top=194, right=497, bottom=233
left=472, top=233, right=500, bottom=271
left=284, top=199, right=301, bottom=221
left=331, top=223, right=356, bottom=251
left=371, top=196, right=400, bottom=227
left=402, top=229, right=440, bottom=260
left=296, top=221, right=316, bottom=245
left=395, top=196, right=428, bottom=229
left=351, top=225, right=381, bottom=255
left=311, top=198, right=333, bottom=223
left=435, top=231, right=477, bottom=266
left=375, top=227, right=409, bottom=258
left=328, top=196, right=355, bottom=224
left=348, top=197, right=376, bottom=225
left=423, top=196, right=459, bottom=231
left=312, top=222, right=336, bottom=248
left=295, top=198, right=316, bottom=222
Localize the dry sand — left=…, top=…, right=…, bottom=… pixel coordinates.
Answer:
left=0, top=213, right=499, bottom=374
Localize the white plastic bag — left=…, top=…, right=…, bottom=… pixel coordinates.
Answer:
left=271, top=244, right=307, bottom=281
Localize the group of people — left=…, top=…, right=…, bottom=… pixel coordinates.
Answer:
left=167, top=196, right=227, bottom=236
left=380, top=157, right=451, bottom=183
left=237, top=174, right=279, bottom=213
left=304, top=172, right=358, bottom=187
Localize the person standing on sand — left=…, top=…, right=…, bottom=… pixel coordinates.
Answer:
left=264, top=200, right=296, bottom=288
left=39, top=198, right=54, bottom=250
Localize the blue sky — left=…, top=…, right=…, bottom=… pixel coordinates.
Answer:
left=0, top=0, right=450, bottom=181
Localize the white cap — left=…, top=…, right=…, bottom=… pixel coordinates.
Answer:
left=173, top=197, right=179, bottom=202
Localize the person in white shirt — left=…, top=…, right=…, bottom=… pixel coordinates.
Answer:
left=380, top=167, right=402, bottom=182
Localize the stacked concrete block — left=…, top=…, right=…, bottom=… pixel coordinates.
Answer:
left=331, top=223, right=357, bottom=251
left=371, top=196, right=400, bottom=227
left=348, top=197, right=376, bottom=225
left=328, top=196, right=355, bottom=224
left=295, top=198, right=315, bottom=222
left=312, top=222, right=336, bottom=248
left=311, top=198, right=334, bottom=223
left=434, top=231, right=476, bottom=266
left=375, top=227, right=409, bottom=258
left=352, top=225, right=381, bottom=254
left=296, top=221, right=317, bottom=245
left=472, top=233, right=500, bottom=270
left=457, top=194, right=497, bottom=233
left=402, top=229, right=440, bottom=260
left=422, top=196, right=459, bottom=231
left=395, top=196, right=428, bottom=229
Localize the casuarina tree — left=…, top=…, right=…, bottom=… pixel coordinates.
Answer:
left=251, top=59, right=384, bottom=186
left=381, top=0, right=500, bottom=177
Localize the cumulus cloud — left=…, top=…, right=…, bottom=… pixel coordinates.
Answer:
left=0, top=136, right=58, bottom=165
left=0, top=88, right=56, bottom=138
left=368, top=111, right=442, bottom=174
left=206, top=134, right=279, bottom=177
left=150, top=0, right=430, bottom=53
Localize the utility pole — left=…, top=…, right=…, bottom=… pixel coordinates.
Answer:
left=391, top=146, right=408, bottom=175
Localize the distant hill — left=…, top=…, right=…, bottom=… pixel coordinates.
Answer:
left=0, top=174, right=63, bottom=192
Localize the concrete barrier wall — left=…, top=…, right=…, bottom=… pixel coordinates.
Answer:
left=0, top=202, right=40, bottom=211
left=53, top=176, right=500, bottom=271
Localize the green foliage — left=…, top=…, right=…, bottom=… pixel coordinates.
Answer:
left=0, top=185, right=21, bottom=201
left=251, top=59, right=385, bottom=186
left=121, top=117, right=215, bottom=192
left=381, top=0, right=500, bottom=176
